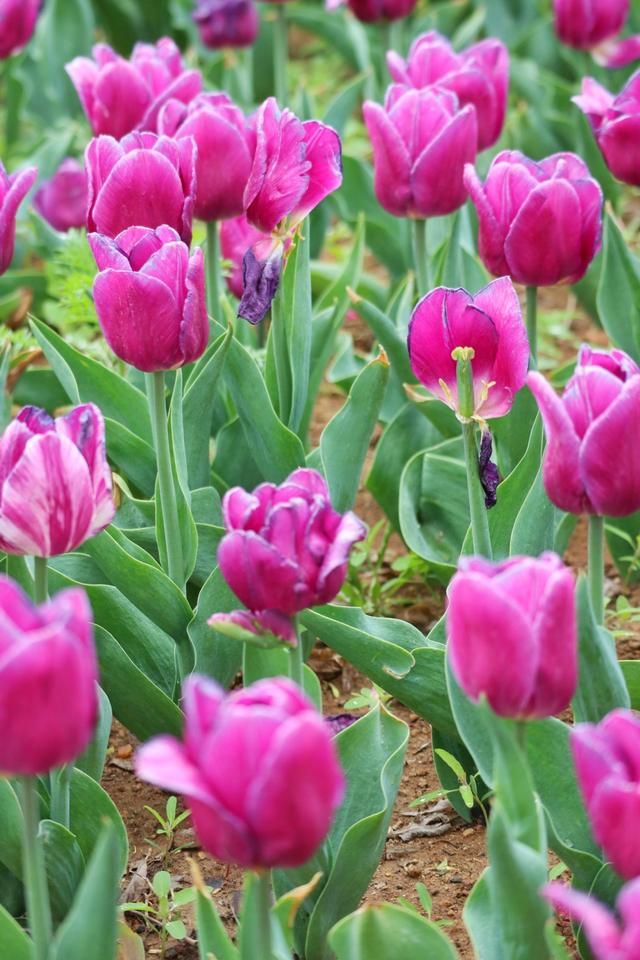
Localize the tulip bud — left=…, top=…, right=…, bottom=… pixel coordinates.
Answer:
left=158, top=92, right=255, bottom=222
left=0, top=162, right=37, bottom=275
left=345, top=0, right=416, bottom=23
left=85, top=132, right=196, bottom=244
left=193, top=0, right=260, bottom=49
left=220, top=214, right=268, bottom=299
left=574, top=74, right=640, bottom=187
left=209, top=467, right=366, bottom=643
left=33, top=158, right=88, bottom=233
left=528, top=346, right=640, bottom=516
left=89, top=226, right=208, bottom=373
left=544, top=879, right=640, bottom=960
left=0, top=577, right=98, bottom=775
left=0, top=0, right=40, bottom=59
left=464, top=151, right=603, bottom=287
left=407, top=278, right=529, bottom=421
left=136, top=675, right=345, bottom=868
left=553, top=0, right=628, bottom=50
left=387, top=31, right=509, bottom=151
left=447, top=553, right=577, bottom=719
left=66, top=37, right=202, bottom=139
left=363, top=85, right=477, bottom=219
left=571, top=709, right=640, bottom=879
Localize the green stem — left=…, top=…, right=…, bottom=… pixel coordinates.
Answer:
left=255, top=871, right=273, bottom=960
left=18, top=778, right=52, bottom=960
left=146, top=372, right=184, bottom=588
left=273, top=4, right=288, bottom=106
left=461, top=421, right=493, bottom=559
left=240, top=45, right=254, bottom=106
left=33, top=556, right=48, bottom=605
left=206, top=220, right=221, bottom=321
left=269, top=287, right=290, bottom=424
left=526, top=285, right=538, bottom=370
left=289, top=617, right=304, bottom=690
left=411, top=218, right=429, bottom=298
left=387, top=17, right=403, bottom=53
left=50, top=764, right=73, bottom=829
left=588, top=514, right=605, bottom=625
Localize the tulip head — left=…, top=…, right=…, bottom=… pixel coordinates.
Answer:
left=407, top=277, right=529, bottom=421
left=345, top=0, right=417, bottom=23
left=0, top=162, right=37, bottom=275
left=193, top=0, right=260, bottom=48
left=571, top=709, right=640, bottom=879
left=528, top=346, right=640, bottom=516
left=447, top=553, right=577, bottom=719
left=387, top=31, right=509, bottom=150
left=544, top=879, right=640, bottom=960
left=0, top=578, right=98, bottom=775
left=574, top=74, right=640, bottom=187
left=33, top=158, right=88, bottom=233
left=0, top=0, right=40, bottom=59
left=136, top=675, right=345, bottom=868
left=553, top=0, right=628, bottom=50
left=89, top=225, right=208, bottom=373
left=363, top=85, right=477, bottom=219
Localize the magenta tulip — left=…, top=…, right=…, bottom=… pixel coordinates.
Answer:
left=571, top=709, right=640, bottom=879
left=136, top=675, right=345, bottom=868
left=464, top=151, right=603, bottom=287
left=447, top=553, right=577, bottom=719
left=0, top=0, right=39, bottom=59
left=0, top=162, right=37, bottom=275
left=544, top=879, right=640, bottom=960
left=344, top=0, right=416, bottom=23
left=528, top=346, right=640, bottom=516
left=158, top=92, right=255, bottom=222
left=33, top=158, right=88, bottom=233
left=193, top=0, right=259, bottom=48
left=0, top=404, right=114, bottom=557
left=553, top=0, right=628, bottom=50
left=209, top=468, right=366, bottom=643
left=88, top=225, right=208, bottom=373
left=407, top=277, right=529, bottom=420
left=363, top=85, right=477, bottom=219
left=220, top=214, right=267, bottom=298
left=0, top=577, right=98, bottom=775
left=85, top=132, right=196, bottom=244
left=66, top=38, right=202, bottom=140
left=387, top=31, right=509, bottom=151
left=574, top=75, right=640, bottom=187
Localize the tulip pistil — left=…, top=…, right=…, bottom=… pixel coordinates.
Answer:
left=452, top=346, right=476, bottom=421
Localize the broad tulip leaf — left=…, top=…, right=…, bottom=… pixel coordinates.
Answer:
left=69, top=769, right=127, bottom=876
left=330, top=903, right=458, bottom=959
left=349, top=296, right=414, bottom=385
left=76, top=686, right=112, bottom=782
left=189, top=567, right=243, bottom=689
left=183, top=326, right=232, bottom=489
left=41, top=820, right=85, bottom=923
left=0, top=779, right=24, bottom=878
left=195, top=886, right=239, bottom=960
left=103, top=419, right=156, bottom=497
left=573, top=575, right=630, bottom=723
left=0, top=904, right=33, bottom=960
left=281, top=224, right=313, bottom=434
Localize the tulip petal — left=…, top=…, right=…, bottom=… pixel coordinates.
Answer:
left=317, top=511, right=366, bottom=601
left=217, top=531, right=308, bottom=614
left=139, top=69, right=203, bottom=133
left=473, top=276, right=529, bottom=418
left=237, top=240, right=283, bottom=325
left=411, top=104, right=478, bottom=217
left=591, top=779, right=640, bottom=879
left=571, top=723, right=622, bottom=810
left=135, top=736, right=215, bottom=806
left=92, top=60, right=151, bottom=138
left=293, top=121, right=343, bottom=224
left=55, top=403, right=114, bottom=534
left=580, top=376, right=640, bottom=515
left=600, top=709, right=640, bottom=781
left=181, top=246, right=209, bottom=364
left=599, top=114, right=640, bottom=188
left=0, top=576, right=40, bottom=638
left=463, top=163, right=510, bottom=277
left=182, top=675, right=225, bottom=759
left=0, top=166, right=37, bottom=274
left=362, top=100, right=412, bottom=217
left=526, top=567, right=577, bottom=716
left=542, top=883, right=623, bottom=958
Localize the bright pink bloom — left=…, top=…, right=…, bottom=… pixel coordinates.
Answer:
left=193, top=0, right=259, bottom=48
left=574, top=75, right=640, bottom=187
left=0, top=404, right=114, bottom=557
left=407, top=277, right=528, bottom=420
left=553, top=0, right=628, bottom=50
left=0, top=0, right=39, bottom=59
left=136, top=675, right=344, bottom=868
left=528, top=346, right=640, bottom=516
left=0, top=162, right=37, bottom=275
left=344, top=0, right=416, bottom=23
left=211, top=468, right=365, bottom=643
left=447, top=553, right=577, bottom=719
left=158, top=92, right=255, bottom=221
left=464, top=151, right=603, bottom=287
left=363, top=85, right=477, bottom=219
left=243, top=98, right=342, bottom=234
left=544, top=879, right=640, bottom=960
left=387, top=31, right=508, bottom=150
left=85, top=132, right=196, bottom=244
left=66, top=38, right=202, bottom=139
left=89, top=226, right=208, bottom=373
left=33, top=158, right=87, bottom=233
left=571, top=709, right=640, bottom=879
left=0, top=578, right=98, bottom=775
left=220, top=214, right=267, bottom=299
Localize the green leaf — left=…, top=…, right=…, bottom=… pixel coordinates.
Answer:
left=0, top=904, right=34, bottom=960
left=0, top=779, right=23, bottom=878
left=183, top=326, right=232, bottom=489
left=165, top=919, right=187, bottom=940
left=104, top=418, right=156, bottom=497
left=349, top=296, right=414, bottom=385
left=195, top=886, right=239, bottom=960
left=152, top=871, right=171, bottom=898
left=329, top=903, right=458, bottom=960
left=596, top=213, right=640, bottom=362
left=41, top=820, right=85, bottom=923
left=69, top=769, right=128, bottom=875
left=323, top=74, right=366, bottom=136
left=76, top=687, right=112, bottom=782
left=188, top=567, right=243, bottom=689
left=281, top=225, right=313, bottom=433
left=34, top=0, right=94, bottom=115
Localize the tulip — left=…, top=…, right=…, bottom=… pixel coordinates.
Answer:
left=158, top=92, right=255, bottom=222
left=0, top=162, right=37, bottom=275
left=464, top=151, right=603, bottom=288
left=136, top=675, right=345, bottom=868
left=574, top=74, right=640, bottom=187
left=0, top=0, right=39, bottom=59
left=33, top=158, right=88, bottom=233
left=193, top=0, right=259, bottom=48
left=88, top=225, right=208, bottom=372
left=220, top=214, right=267, bottom=299
left=446, top=553, right=577, bottom=719
left=0, top=404, right=114, bottom=557
left=345, top=0, right=417, bottom=23
left=66, top=37, right=202, bottom=140
left=209, top=467, right=366, bottom=643
left=571, top=709, right=640, bottom=879
left=553, top=0, right=628, bottom=51
left=85, top=132, right=196, bottom=244
left=407, top=277, right=529, bottom=421
left=544, top=879, right=640, bottom=960
left=0, top=577, right=98, bottom=775
left=387, top=31, right=509, bottom=151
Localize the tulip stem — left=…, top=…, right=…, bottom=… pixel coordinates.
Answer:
left=290, top=619, right=305, bottom=691
left=255, top=871, right=273, bottom=960
left=526, top=286, right=538, bottom=370
left=206, top=221, right=222, bottom=322
left=411, top=218, right=430, bottom=299
left=461, top=420, right=493, bottom=559
left=50, top=763, right=73, bottom=829
left=18, top=778, right=53, bottom=960
left=273, top=4, right=288, bottom=106
left=33, top=556, right=48, bottom=604
left=588, top=514, right=605, bottom=625
left=147, top=372, right=185, bottom=590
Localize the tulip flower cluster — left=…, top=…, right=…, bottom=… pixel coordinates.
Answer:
left=574, top=73, right=640, bottom=187
left=553, top=0, right=640, bottom=68
left=0, top=0, right=40, bottom=59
